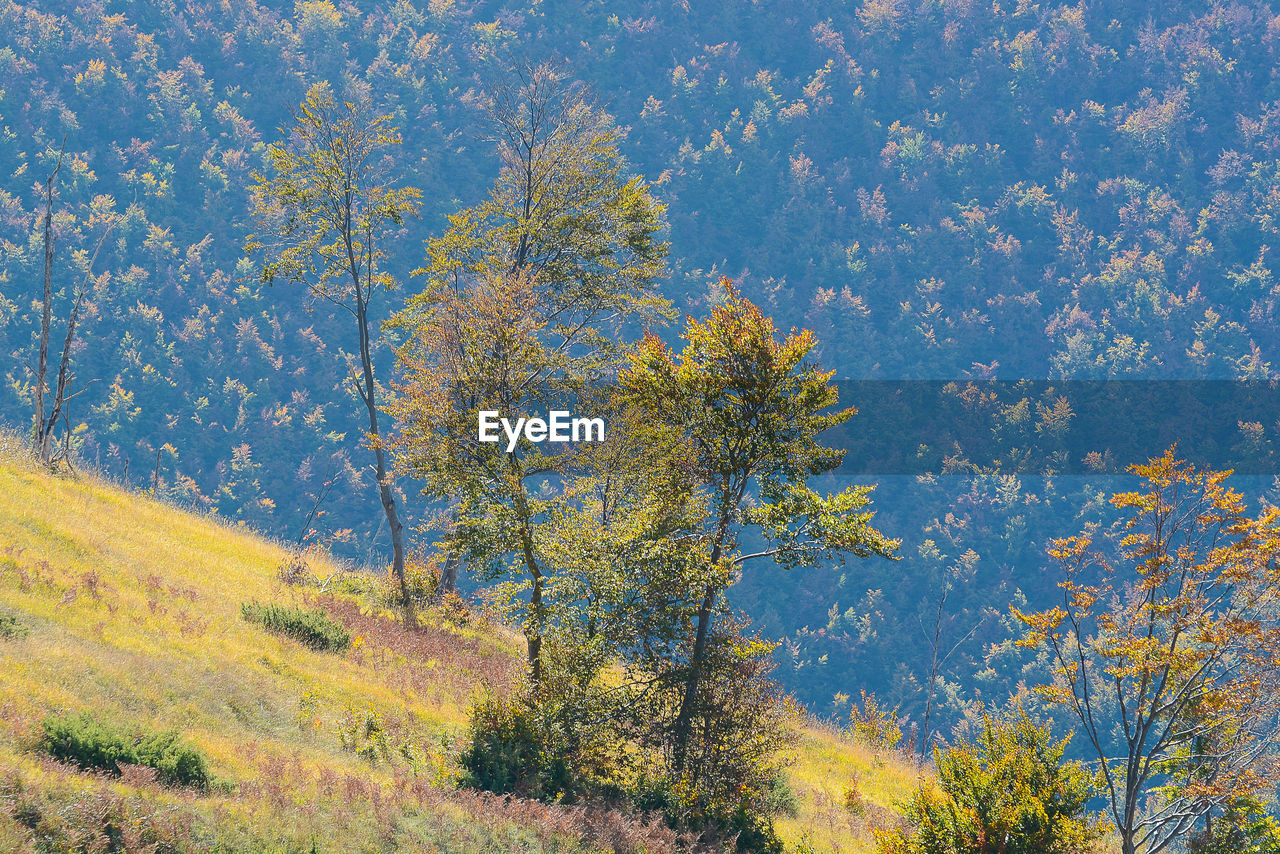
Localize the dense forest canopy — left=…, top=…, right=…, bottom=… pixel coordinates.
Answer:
left=4, top=0, right=1280, bottom=735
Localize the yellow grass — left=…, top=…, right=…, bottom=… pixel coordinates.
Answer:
left=0, top=445, right=922, bottom=852
left=778, top=724, right=924, bottom=852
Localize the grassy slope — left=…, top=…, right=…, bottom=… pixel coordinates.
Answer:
left=0, top=446, right=921, bottom=853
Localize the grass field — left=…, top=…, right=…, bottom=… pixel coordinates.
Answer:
left=0, top=439, right=923, bottom=852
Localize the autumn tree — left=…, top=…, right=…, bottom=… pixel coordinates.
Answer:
left=392, top=269, right=561, bottom=683
left=247, top=83, right=421, bottom=620
left=399, top=284, right=861, bottom=846
left=424, top=60, right=667, bottom=316
left=619, top=280, right=900, bottom=777
left=1017, top=449, right=1280, bottom=854
left=393, top=61, right=667, bottom=681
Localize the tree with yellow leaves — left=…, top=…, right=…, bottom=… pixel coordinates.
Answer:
left=1017, top=448, right=1280, bottom=854
left=247, top=83, right=422, bottom=624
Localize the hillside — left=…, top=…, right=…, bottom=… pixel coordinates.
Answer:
left=7, top=0, right=1280, bottom=738
left=0, top=440, right=921, bottom=853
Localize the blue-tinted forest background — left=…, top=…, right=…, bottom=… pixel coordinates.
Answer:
left=4, top=0, right=1279, bottom=735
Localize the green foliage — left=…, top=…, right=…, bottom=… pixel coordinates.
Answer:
left=727, top=804, right=786, bottom=854
left=849, top=690, right=902, bottom=751
left=414, top=61, right=668, bottom=337
left=40, top=713, right=212, bottom=789
left=1189, top=799, right=1280, bottom=854
left=875, top=709, right=1099, bottom=854
left=0, top=610, right=28, bottom=640
left=247, top=82, right=422, bottom=300
left=240, top=601, right=351, bottom=652
left=458, top=692, right=573, bottom=800
left=336, top=706, right=393, bottom=766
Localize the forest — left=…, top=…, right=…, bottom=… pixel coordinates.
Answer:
left=5, top=0, right=1280, bottom=851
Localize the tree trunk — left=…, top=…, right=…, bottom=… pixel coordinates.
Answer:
left=920, top=595, right=946, bottom=759
left=373, top=436, right=411, bottom=626
left=671, top=514, right=731, bottom=773
left=44, top=217, right=112, bottom=468
left=672, top=580, right=717, bottom=773
left=514, top=482, right=544, bottom=686
left=34, top=158, right=60, bottom=463
left=433, top=502, right=461, bottom=603
left=435, top=549, right=460, bottom=603
left=527, top=560, right=544, bottom=685
left=355, top=295, right=412, bottom=628
left=492, top=445, right=547, bottom=685
left=45, top=283, right=87, bottom=465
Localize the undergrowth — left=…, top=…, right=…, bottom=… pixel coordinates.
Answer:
left=240, top=601, right=351, bottom=652
left=39, top=713, right=212, bottom=789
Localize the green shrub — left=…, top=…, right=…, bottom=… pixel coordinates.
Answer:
left=849, top=690, right=901, bottom=750
left=40, top=713, right=211, bottom=789
left=728, top=803, right=785, bottom=854
left=336, top=706, right=392, bottom=765
left=0, top=610, right=28, bottom=639
left=1189, top=798, right=1280, bottom=854
left=240, top=601, right=350, bottom=652
left=874, top=708, right=1100, bottom=854
left=458, top=692, right=572, bottom=799
left=764, top=772, right=799, bottom=819
left=388, top=557, right=437, bottom=609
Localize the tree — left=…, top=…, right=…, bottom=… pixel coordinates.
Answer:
left=247, top=83, right=421, bottom=621
left=393, top=269, right=561, bottom=681
left=1188, top=798, right=1280, bottom=854
left=421, top=60, right=668, bottom=325
left=393, top=61, right=667, bottom=682
left=1017, top=448, right=1280, bottom=854
left=31, top=140, right=117, bottom=468
left=394, top=279, right=869, bottom=848
left=619, top=280, right=900, bottom=775
left=31, top=139, right=64, bottom=464
left=916, top=544, right=986, bottom=759
left=875, top=707, right=1101, bottom=854
left=534, top=395, right=802, bottom=849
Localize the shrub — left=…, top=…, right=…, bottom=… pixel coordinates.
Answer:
left=392, top=556, right=438, bottom=608
left=1188, top=798, right=1280, bottom=854
left=458, top=691, right=573, bottom=800
left=437, top=589, right=472, bottom=626
left=40, top=713, right=211, bottom=789
left=336, top=706, right=392, bottom=765
left=628, top=628, right=797, bottom=853
left=0, top=610, right=28, bottom=639
left=763, top=773, right=798, bottom=819
left=276, top=551, right=312, bottom=585
left=841, top=774, right=866, bottom=816
left=849, top=690, right=901, bottom=750
left=241, top=601, right=350, bottom=651
left=874, top=708, right=1100, bottom=854
left=728, top=804, right=786, bottom=854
